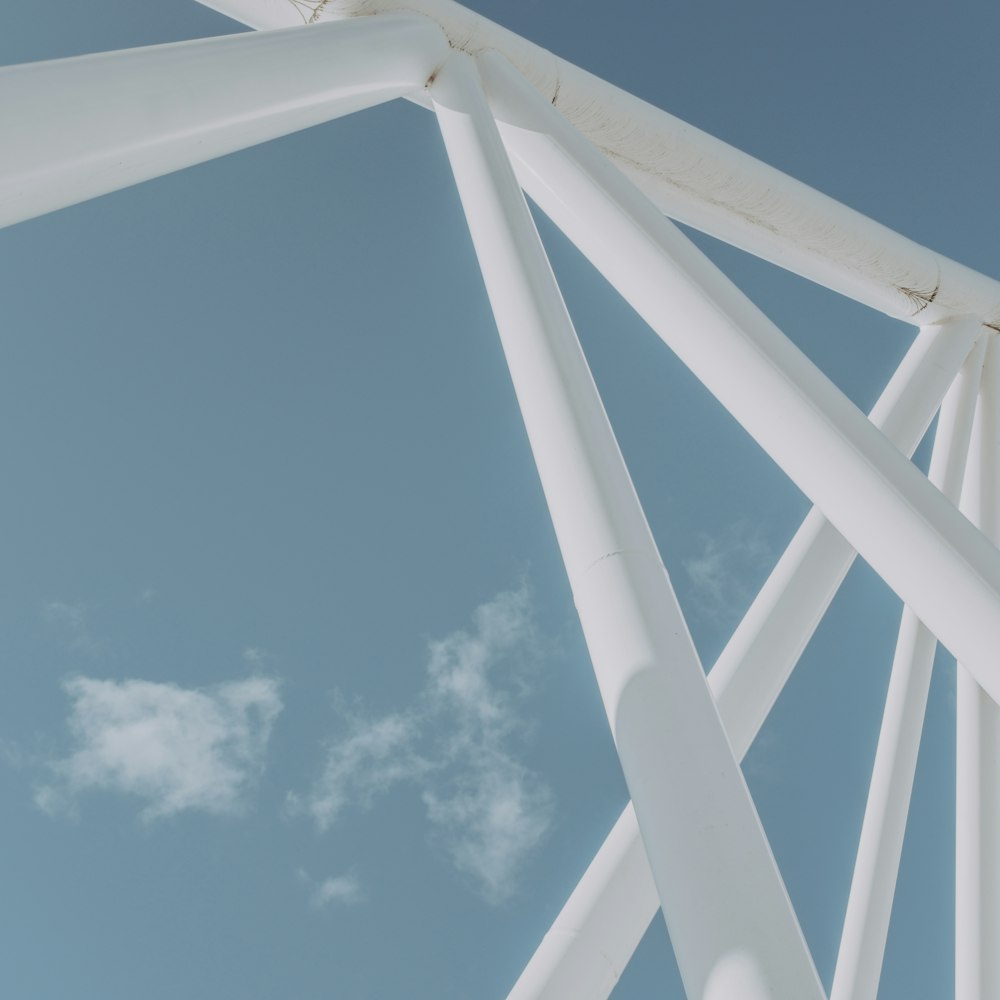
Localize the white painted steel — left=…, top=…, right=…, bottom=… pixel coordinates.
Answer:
left=506, top=803, right=656, bottom=1000
left=956, top=337, right=1000, bottom=1000
left=0, top=16, right=447, bottom=228
left=195, top=0, right=1000, bottom=330
left=431, top=52, right=824, bottom=1000
left=479, top=50, right=1000, bottom=705
left=11, top=4, right=999, bottom=996
left=508, top=322, right=980, bottom=1000
left=711, top=320, right=982, bottom=757
left=831, top=334, right=987, bottom=1000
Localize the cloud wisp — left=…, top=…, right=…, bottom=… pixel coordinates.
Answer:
left=683, top=520, right=773, bottom=630
left=292, top=585, right=553, bottom=904
left=41, top=600, right=102, bottom=656
left=36, top=676, right=282, bottom=821
left=297, top=868, right=364, bottom=909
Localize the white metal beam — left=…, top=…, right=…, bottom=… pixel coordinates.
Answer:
left=480, top=49, right=1000, bottom=704
left=0, top=16, right=447, bottom=228
left=506, top=322, right=978, bottom=1000
left=194, top=0, right=1000, bottom=331
left=956, top=337, right=1000, bottom=1000
left=431, top=52, right=824, bottom=1000
left=831, top=335, right=986, bottom=1000
left=506, top=803, right=657, bottom=1000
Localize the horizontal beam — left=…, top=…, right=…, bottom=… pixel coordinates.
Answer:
left=0, top=15, right=447, bottom=228
left=196, top=0, right=1000, bottom=330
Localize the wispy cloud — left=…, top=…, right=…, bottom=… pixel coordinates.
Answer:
left=0, top=738, right=24, bottom=769
left=292, top=584, right=553, bottom=904
left=297, top=868, right=364, bottom=909
left=291, top=710, right=428, bottom=831
left=683, top=521, right=773, bottom=629
left=41, top=601, right=102, bottom=655
left=36, top=676, right=283, bottom=821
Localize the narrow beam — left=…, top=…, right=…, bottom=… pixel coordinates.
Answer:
left=832, top=335, right=986, bottom=1000
left=0, top=16, right=447, bottom=228
left=480, top=50, right=1000, bottom=703
left=431, top=53, right=824, bottom=1000
left=956, top=337, right=1000, bottom=1000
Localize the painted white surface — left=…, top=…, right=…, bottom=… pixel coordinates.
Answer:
left=832, top=333, right=987, bottom=1000
left=482, top=52, right=1000, bottom=704
left=955, top=337, right=1000, bottom=1000
left=0, top=16, right=447, bottom=228
left=507, top=322, right=980, bottom=1000
left=197, top=0, right=1000, bottom=330
left=432, top=52, right=823, bottom=1000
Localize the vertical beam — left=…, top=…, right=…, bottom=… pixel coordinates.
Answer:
left=831, top=336, right=986, bottom=1000
left=479, top=50, right=1000, bottom=701
left=0, top=16, right=448, bottom=228
left=430, top=52, right=824, bottom=1000
left=507, top=321, right=980, bottom=1000
left=956, top=335, right=1000, bottom=1000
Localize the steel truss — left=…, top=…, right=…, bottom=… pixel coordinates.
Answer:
left=3, top=3, right=997, bottom=997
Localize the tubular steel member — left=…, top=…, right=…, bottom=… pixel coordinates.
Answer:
left=430, top=51, right=824, bottom=1000
left=832, top=336, right=987, bottom=1000
left=479, top=50, right=1000, bottom=704
left=955, top=337, right=1000, bottom=1000
left=508, top=320, right=982, bottom=1000
left=0, top=15, right=447, bottom=228
left=197, top=0, right=1000, bottom=331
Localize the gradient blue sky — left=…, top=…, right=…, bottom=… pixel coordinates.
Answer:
left=2, top=2, right=998, bottom=998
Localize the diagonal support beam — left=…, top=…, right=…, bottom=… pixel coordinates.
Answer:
left=479, top=50, right=1000, bottom=702
left=0, top=16, right=447, bottom=228
left=956, top=336, right=1000, bottom=1000
left=506, top=322, right=979, bottom=1000
left=832, top=336, right=986, bottom=1000
left=430, top=51, right=825, bottom=1000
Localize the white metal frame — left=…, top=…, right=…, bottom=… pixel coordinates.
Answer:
left=3, top=3, right=998, bottom=997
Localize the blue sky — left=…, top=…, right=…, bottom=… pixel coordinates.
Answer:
left=1, top=2, right=998, bottom=998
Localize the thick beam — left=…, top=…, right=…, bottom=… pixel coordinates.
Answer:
left=506, top=323, right=978, bottom=1000
left=0, top=16, right=447, bottom=228
left=956, top=337, right=1000, bottom=1000
left=431, top=52, right=824, bottom=1000
left=480, top=50, right=1000, bottom=704
left=831, top=336, right=986, bottom=1000
left=195, top=0, right=1000, bottom=330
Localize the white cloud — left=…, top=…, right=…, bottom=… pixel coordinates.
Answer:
left=0, top=738, right=23, bottom=769
left=295, top=868, right=364, bottom=909
left=293, top=711, right=428, bottom=831
left=423, top=760, right=552, bottom=904
left=37, top=676, right=282, bottom=821
left=41, top=600, right=101, bottom=655
left=295, top=584, right=553, bottom=903
left=683, top=521, right=773, bottom=628
left=242, top=647, right=269, bottom=666
left=312, top=874, right=363, bottom=909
